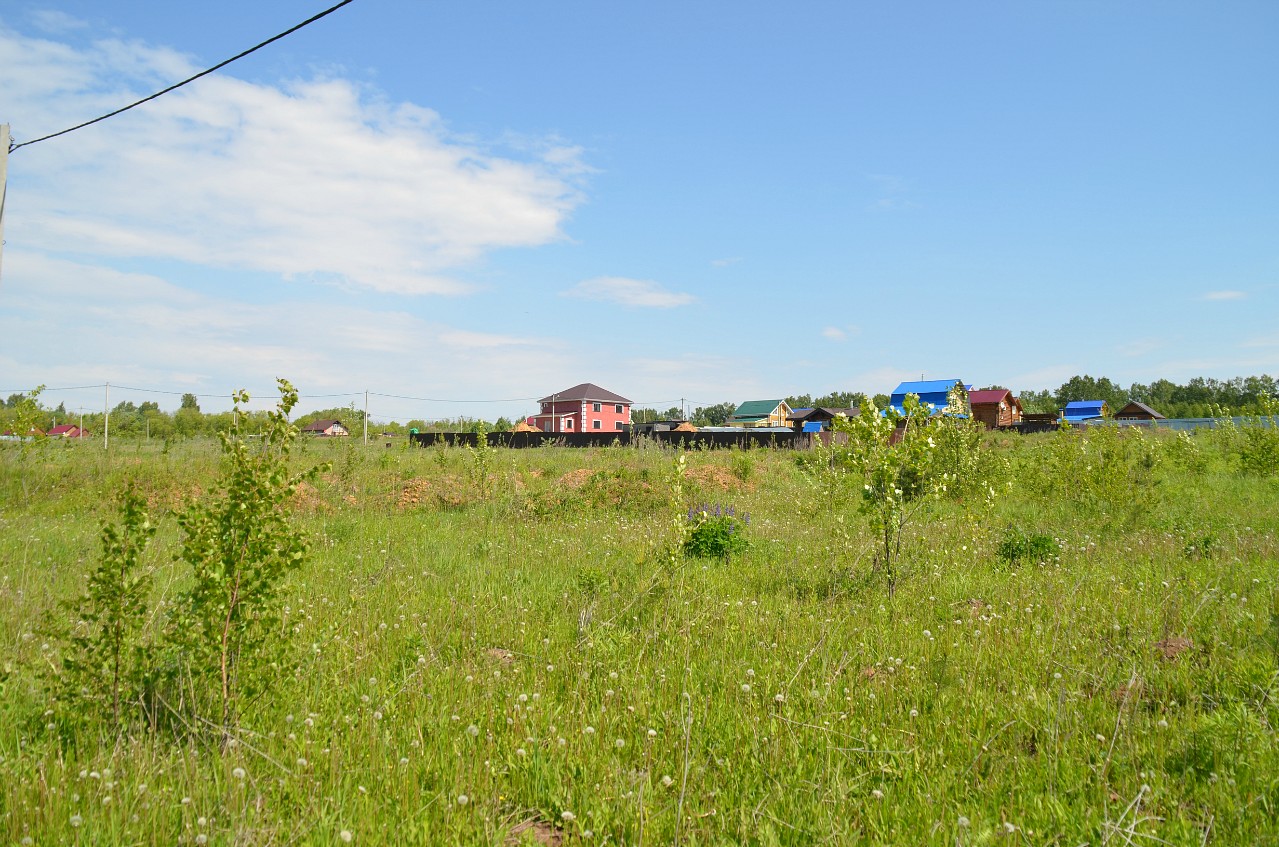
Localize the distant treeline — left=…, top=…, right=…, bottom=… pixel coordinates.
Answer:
left=4, top=375, right=1276, bottom=439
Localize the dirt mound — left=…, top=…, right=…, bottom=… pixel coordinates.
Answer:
left=685, top=465, right=742, bottom=490
left=558, top=468, right=594, bottom=489
left=398, top=478, right=432, bottom=508
left=1154, top=637, right=1192, bottom=660
left=291, top=481, right=328, bottom=513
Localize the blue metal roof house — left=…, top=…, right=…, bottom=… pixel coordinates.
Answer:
left=1062, top=400, right=1107, bottom=423
left=887, top=379, right=969, bottom=417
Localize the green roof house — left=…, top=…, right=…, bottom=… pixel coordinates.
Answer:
left=725, top=399, right=793, bottom=428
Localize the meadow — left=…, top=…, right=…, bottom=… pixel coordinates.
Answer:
left=1, top=418, right=1277, bottom=845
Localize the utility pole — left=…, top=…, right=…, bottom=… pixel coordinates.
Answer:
left=104, top=382, right=110, bottom=450
left=363, top=389, right=368, bottom=444
left=78, top=406, right=84, bottom=439
left=0, top=125, right=8, bottom=282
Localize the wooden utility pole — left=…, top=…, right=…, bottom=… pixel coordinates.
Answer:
left=104, top=382, right=110, bottom=450
left=0, top=125, right=9, bottom=282
left=363, top=390, right=368, bottom=444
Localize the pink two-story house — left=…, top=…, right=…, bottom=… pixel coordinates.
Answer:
left=527, top=383, right=632, bottom=433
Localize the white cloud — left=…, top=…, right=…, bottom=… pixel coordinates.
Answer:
left=0, top=26, right=587, bottom=296
left=710, top=257, right=742, bottom=268
left=822, top=325, right=860, bottom=342
left=1202, top=290, right=1246, bottom=301
left=27, top=10, right=90, bottom=34
left=562, top=277, right=695, bottom=308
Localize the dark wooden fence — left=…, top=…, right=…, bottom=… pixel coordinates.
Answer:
left=408, top=430, right=806, bottom=450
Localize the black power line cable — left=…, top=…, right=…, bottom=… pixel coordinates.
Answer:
left=9, top=0, right=356, bottom=153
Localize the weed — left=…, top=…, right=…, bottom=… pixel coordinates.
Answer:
left=996, top=527, right=1060, bottom=566
left=683, top=504, right=749, bottom=560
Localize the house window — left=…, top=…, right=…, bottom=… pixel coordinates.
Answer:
left=615, top=421, right=624, bottom=430
left=592, top=420, right=601, bottom=430
left=615, top=404, right=623, bottom=414
left=564, top=419, right=572, bottom=429
left=593, top=402, right=602, bottom=413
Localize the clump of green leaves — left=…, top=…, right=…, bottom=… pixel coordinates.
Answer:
left=1237, top=396, right=1279, bottom=476
left=996, top=527, right=1060, bottom=566
left=683, top=504, right=749, bottom=560
left=51, top=482, right=157, bottom=735
left=169, top=379, right=324, bottom=736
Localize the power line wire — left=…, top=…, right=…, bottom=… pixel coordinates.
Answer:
left=369, top=391, right=539, bottom=404
left=8, top=0, right=357, bottom=153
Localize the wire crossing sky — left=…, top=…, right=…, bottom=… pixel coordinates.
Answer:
left=8, top=0, right=355, bottom=152
left=1, top=2, right=1276, bottom=421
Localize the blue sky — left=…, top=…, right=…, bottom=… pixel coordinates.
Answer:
left=1, top=1, right=1276, bottom=421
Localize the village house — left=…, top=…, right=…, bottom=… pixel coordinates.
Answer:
left=968, top=389, right=1023, bottom=429
left=301, top=419, right=349, bottom=437
left=1062, top=400, right=1107, bottom=423
left=787, top=407, right=858, bottom=432
left=725, top=400, right=793, bottom=428
left=526, top=383, right=632, bottom=433
left=1114, top=400, right=1166, bottom=421
left=888, top=380, right=969, bottom=417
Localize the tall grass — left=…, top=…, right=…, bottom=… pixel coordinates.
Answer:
left=1, top=428, right=1276, bottom=844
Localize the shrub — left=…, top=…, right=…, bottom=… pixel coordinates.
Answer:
left=996, top=527, right=1060, bottom=566
left=168, top=380, right=324, bottom=736
left=684, top=504, right=749, bottom=560
left=49, top=483, right=157, bottom=735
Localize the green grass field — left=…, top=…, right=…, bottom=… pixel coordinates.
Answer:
left=2, top=429, right=1277, bottom=845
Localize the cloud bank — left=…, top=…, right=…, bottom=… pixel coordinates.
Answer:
left=562, top=276, right=695, bottom=308
left=0, top=23, right=587, bottom=295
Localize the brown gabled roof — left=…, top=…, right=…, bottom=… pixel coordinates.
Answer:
left=538, top=383, right=632, bottom=404
left=1116, top=400, right=1166, bottom=419
left=968, top=389, right=1013, bottom=405
left=301, top=419, right=343, bottom=432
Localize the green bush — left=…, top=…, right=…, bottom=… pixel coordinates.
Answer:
left=683, top=504, right=749, bottom=559
left=996, top=527, right=1060, bottom=565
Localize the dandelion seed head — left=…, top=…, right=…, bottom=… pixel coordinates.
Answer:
left=457, top=794, right=469, bottom=806
left=561, top=811, right=576, bottom=822
left=340, top=831, right=353, bottom=843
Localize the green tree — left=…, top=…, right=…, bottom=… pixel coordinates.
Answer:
left=170, top=380, right=323, bottom=736
left=180, top=393, right=201, bottom=413
left=814, top=391, right=866, bottom=410
left=1054, top=375, right=1127, bottom=411
left=692, top=402, right=736, bottom=426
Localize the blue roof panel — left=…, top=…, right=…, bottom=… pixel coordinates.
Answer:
left=891, top=379, right=963, bottom=396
